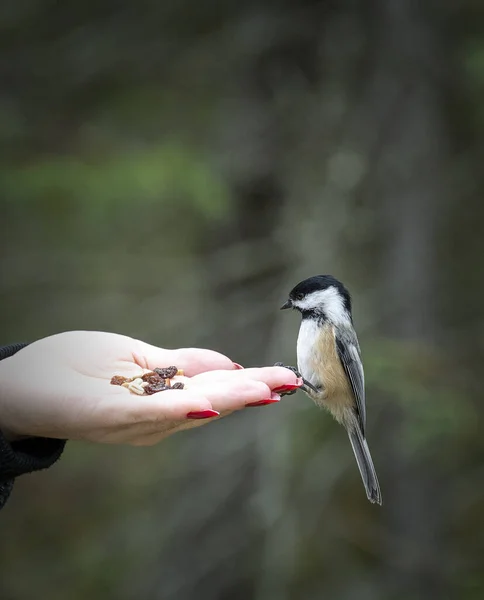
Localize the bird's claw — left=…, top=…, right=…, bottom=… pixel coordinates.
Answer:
left=272, top=362, right=298, bottom=396
left=274, top=362, right=300, bottom=376
left=273, top=362, right=319, bottom=395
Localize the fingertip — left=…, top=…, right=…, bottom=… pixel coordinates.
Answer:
left=229, top=366, right=301, bottom=393
left=246, top=392, right=281, bottom=407
left=186, top=409, right=220, bottom=420
left=271, top=366, right=300, bottom=382
left=241, top=366, right=300, bottom=383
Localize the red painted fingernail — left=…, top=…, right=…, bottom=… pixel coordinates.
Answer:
left=246, top=393, right=281, bottom=407
left=186, top=410, right=220, bottom=420
left=273, top=379, right=303, bottom=393
left=233, top=362, right=244, bottom=370
left=246, top=399, right=280, bottom=407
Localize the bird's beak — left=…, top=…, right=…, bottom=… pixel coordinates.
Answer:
left=280, top=299, right=292, bottom=310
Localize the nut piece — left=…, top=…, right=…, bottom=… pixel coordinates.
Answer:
left=111, top=375, right=128, bottom=386
left=129, top=386, right=146, bottom=396
left=171, top=382, right=185, bottom=390
left=124, top=378, right=146, bottom=395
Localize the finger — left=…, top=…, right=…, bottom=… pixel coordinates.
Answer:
left=187, top=366, right=302, bottom=392
left=136, top=378, right=281, bottom=443
left=115, top=379, right=274, bottom=428
left=133, top=342, right=239, bottom=376
left=97, top=378, right=279, bottom=445
left=119, top=389, right=218, bottom=424
left=173, top=348, right=237, bottom=375
left=229, top=366, right=302, bottom=391
left=116, top=379, right=276, bottom=441
left=186, top=379, right=278, bottom=412
left=79, top=388, right=219, bottom=444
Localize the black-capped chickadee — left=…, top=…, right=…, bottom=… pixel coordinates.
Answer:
left=279, top=275, right=382, bottom=505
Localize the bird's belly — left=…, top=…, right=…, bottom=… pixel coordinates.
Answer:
left=297, top=321, right=354, bottom=421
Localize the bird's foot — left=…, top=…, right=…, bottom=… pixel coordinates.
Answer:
left=274, top=362, right=300, bottom=376
left=273, top=362, right=319, bottom=395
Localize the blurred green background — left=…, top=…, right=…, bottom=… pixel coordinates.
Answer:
left=1, top=1, right=483, bottom=598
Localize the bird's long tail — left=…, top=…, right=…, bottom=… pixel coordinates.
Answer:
left=348, top=426, right=382, bottom=505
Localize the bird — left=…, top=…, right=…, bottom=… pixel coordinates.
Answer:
left=278, top=274, right=382, bottom=505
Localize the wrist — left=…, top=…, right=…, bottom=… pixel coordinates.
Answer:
left=0, top=355, right=28, bottom=441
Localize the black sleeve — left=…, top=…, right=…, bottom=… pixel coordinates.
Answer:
left=0, top=343, right=67, bottom=510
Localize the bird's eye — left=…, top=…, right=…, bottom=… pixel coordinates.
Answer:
left=295, top=293, right=304, bottom=301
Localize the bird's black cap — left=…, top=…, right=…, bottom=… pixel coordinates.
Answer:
left=286, top=275, right=352, bottom=313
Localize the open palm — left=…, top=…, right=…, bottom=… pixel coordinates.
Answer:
left=0, top=331, right=300, bottom=445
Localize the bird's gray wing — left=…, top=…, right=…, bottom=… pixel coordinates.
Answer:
left=335, top=328, right=366, bottom=435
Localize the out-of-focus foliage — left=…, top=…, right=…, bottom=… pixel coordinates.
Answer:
left=2, top=144, right=229, bottom=215
left=1, top=1, right=483, bottom=599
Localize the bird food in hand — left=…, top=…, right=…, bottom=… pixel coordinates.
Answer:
left=110, top=367, right=185, bottom=395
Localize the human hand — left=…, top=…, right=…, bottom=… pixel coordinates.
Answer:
left=0, top=331, right=302, bottom=446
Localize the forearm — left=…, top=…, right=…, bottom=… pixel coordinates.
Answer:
left=0, top=342, right=66, bottom=510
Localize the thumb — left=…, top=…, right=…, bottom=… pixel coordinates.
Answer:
left=133, top=342, right=239, bottom=376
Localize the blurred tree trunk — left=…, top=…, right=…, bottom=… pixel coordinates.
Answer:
left=367, top=1, right=452, bottom=597
left=149, top=10, right=315, bottom=599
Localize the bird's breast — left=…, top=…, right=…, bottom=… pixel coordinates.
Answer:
left=296, top=318, right=321, bottom=383
left=297, top=320, right=354, bottom=422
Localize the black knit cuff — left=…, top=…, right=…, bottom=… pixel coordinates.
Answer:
left=0, top=432, right=66, bottom=510
left=0, top=343, right=29, bottom=361
left=0, top=432, right=66, bottom=483
left=0, top=479, right=14, bottom=510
